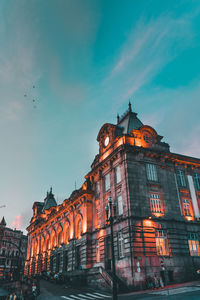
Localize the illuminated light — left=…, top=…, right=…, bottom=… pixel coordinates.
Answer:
left=153, top=212, right=164, bottom=218
left=185, top=216, right=194, bottom=221
left=115, top=137, right=124, bottom=147
left=83, top=221, right=87, bottom=233
left=135, top=138, right=142, bottom=147
left=70, top=228, right=73, bottom=240
left=98, top=229, right=105, bottom=238
left=143, top=219, right=153, bottom=227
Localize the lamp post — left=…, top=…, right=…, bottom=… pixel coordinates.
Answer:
left=105, top=196, right=118, bottom=300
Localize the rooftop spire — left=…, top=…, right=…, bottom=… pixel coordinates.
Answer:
left=117, top=113, right=120, bottom=123
left=0, top=216, right=6, bottom=226
left=128, top=101, right=132, bottom=112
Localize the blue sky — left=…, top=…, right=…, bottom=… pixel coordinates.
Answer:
left=0, top=0, right=200, bottom=232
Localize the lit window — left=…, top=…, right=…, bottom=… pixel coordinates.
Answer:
left=65, top=227, right=69, bottom=244
left=118, top=232, right=125, bottom=258
left=57, top=231, right=62, bottom=247
left=95, top=182, right=100, bottom=197
left=176, top=170, right=186, bottom=187
left=96, top=240, right=100, bottom=263
left=150, top=194, right=164, bottom=216
left=155, top=230, right=169, bottom=256
left=117, top=195, right=123, bottom=215
left=182, top=199, right=192, bottom=216
left=115, top=165, right=121, bottom=184
left=76, top=219, right=82, bottom=239
left=188, top=233, right=200, bottom=256
left=104, top=174, right=110, bottom=192
left=194, top=173, right=200, bottom=191
left=146, top=164, right=158, bottom=181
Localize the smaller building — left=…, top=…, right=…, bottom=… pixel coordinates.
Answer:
left=0, top=217, right=27, bottom=281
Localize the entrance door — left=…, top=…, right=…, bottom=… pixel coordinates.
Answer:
left=105, top=236, right=112, bottom=271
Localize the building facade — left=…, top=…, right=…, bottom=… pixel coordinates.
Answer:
left=25, top=104, right=200, bottom=289
left=0, top=217, right=27, bottom=280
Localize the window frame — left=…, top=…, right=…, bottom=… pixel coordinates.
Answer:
left=118, top=231, right=125, bottom=259
left=155, top=229, right=169, bottom=256
left=188, top=233, right=200, bottom=256
left=104, top=173, right=111, bottom=192
left=194, top=173, right=200, bottom=191
left=115, top=165, right=121, bottom=184
left=176, top=170, right=186, bottom=187
left=146, top=163, right=158, bottom=182
left=117, top=194, right=123, bottom=216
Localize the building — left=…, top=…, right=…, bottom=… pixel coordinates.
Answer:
left=25, top=104, right=200, bottom=289
left=0, top=217, right=27, bottom=280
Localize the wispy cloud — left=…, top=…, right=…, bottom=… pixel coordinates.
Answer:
left=105, top=10, right=197, bottom=103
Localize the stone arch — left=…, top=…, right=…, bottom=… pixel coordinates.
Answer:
left=50, top=228, right=57, bottom=249
left=63, top=218, right=70, bottom=244
left=56, top=223, right=63, bottom=248
left=75, top=213, right=83, bottom=239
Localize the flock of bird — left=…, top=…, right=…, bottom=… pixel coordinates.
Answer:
left=24, top=85, right=38, bottom=109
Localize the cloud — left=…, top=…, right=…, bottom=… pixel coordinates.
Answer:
left=12, top=215, right=22, bottom=230
left=104, top=9, right=198, bottom=104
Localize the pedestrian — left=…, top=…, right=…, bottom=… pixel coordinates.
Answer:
left=12, top=292, right=17, bottom=300
left=153, top=274, right=160, bottom=289
left=32, top=282, right=37, bottom=299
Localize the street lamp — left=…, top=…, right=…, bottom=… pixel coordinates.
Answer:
left=105, top=196, right=118, bottom=300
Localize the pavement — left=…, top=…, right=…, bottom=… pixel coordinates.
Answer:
left=38, top=279, right=200, bottom=300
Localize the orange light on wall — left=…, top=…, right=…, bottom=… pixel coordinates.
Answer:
left=83, top=220, right=87, bottom=233
left=185, top=216, right=194, bottom=221
left=143, top=219, right=153, bottom=227
left=153, top=212, right=164, bottom=218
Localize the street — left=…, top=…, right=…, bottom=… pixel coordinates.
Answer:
left=38, top=280, right=200, bottom=300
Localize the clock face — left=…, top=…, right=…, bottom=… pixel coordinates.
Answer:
left=104, top=136, right=110, bottom=147
left=143, top=132, right=153, bottom=146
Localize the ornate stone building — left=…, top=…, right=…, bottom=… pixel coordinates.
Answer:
left=25, top=104, right=200, bottom=289
left=0, top=217, right=27, bottom=280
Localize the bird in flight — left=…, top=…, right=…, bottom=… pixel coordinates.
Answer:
left=33, top=85, right=35, bottom=88
left=24, top=94, right=27, bottom=97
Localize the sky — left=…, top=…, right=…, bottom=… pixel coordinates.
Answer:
left=0, top=0, right=200, bottom=233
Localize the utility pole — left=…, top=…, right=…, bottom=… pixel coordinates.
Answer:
left=105, top=196, right=118, bottom=300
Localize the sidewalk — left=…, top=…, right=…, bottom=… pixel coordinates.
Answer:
left=119, top=280, right=200, bottom=297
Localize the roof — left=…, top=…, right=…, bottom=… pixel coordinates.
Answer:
left=43, top=188, right=57, bottom=211
left=117, top=103, right=143, bottom=134
left=0, top=216, right=6, bottom=226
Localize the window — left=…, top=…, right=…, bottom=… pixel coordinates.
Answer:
left=182, top=199, right=191, bottom=216
left=146, top=164, right=158, bottom=181
left=150, top=193, right=163, bottom=215
left=96, top=240, right=100, bottom=263
left=194, top=173, right=200, bottom=191
left=57, top=231, right=62, bottom=247
left=188, top=233, right=200, bottom=256
left=118, top=232, right=125, bottom=258
left=65, top=227, right=69, bottom=244
left=104, top=174, right=110, bottom=192
left=115, top=165, right=121, bottom=184
left=155, top=230, right=169, bottom=256
left=76, top=219, right=82, bottom=239
left=95, top=182, right=100, bottom=198
left=176, top=170, right=186, bottom=187
left=117, top=195, right=123, bottom=215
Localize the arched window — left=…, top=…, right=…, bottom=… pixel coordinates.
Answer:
left=51, top=233, right=56, bottom=249
left=65, top=226, right=69, bottom=244
left=57, top=231, right=62, bottom=247
left=76, top=218, right=82, bottom=239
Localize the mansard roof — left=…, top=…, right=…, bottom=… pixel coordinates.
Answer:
left=0, top=216, right=6, bottom=226
left=43, top=188, right=57, bottom=211
left=117, top=102, right=143, bottom=134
